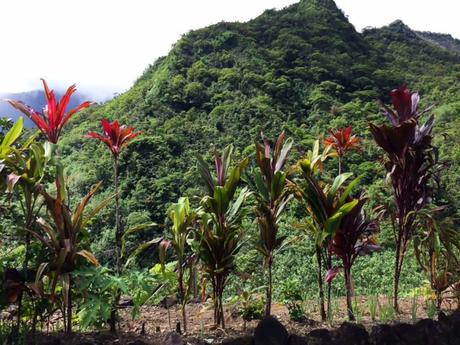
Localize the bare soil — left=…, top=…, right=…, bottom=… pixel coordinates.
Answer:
left=32, top=295, right=458, bottom=345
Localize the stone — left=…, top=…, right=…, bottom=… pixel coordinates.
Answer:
left=288, top=334, right=309, bottom=345
left=332, top=322, right=369, bottom=345
left=222, top=335, right=254, bottom=345
left=254, top=317, right=289, bottom=345
left=163, top=331, right=183, bottom=345
left=369, top=324, right=400, bottom=345
left=126, top=341, right=148, bottom=345
left=307, top=328, right=332, bottom=345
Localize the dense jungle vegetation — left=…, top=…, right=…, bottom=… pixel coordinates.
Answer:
left=1, top=0, right=459, bottom=339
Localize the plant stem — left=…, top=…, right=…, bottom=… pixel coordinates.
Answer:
left=316, top=245, right=326, bottom=321
left=265, top=256, right=273, bottom=317
left=345, top=267, right=355, bottom=321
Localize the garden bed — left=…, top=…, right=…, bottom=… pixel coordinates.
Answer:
left=29, top=296, right=459, bottom=345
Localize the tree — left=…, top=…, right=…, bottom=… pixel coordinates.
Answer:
left=247, top=131, right=293, bottom=316
left=194, top=145, right=250, bottom=328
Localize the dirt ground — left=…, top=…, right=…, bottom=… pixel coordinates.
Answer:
left=32, top=295, right=458, bottom=345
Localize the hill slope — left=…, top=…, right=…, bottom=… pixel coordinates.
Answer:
left=58, top=0, right=460, bottom=266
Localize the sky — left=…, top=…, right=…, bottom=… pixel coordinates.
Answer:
left=0, top=0, right=459, bottom=100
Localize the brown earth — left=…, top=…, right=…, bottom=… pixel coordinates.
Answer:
left=30, top=295, right=458, bottom=345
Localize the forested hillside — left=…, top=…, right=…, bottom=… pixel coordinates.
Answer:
left=10, top=0, right=458, bottom=293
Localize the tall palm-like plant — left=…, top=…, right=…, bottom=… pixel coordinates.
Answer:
left=247, top=131, right=293, bottom=316
left=6, top=79, right=92, bottom=144
left=194, top=145, right=250, bottom=328
left=31, top=167, right=114, bottom=333
left=328, top=195, right=381, bottom=320
left=86, top=119, right=142, bottom=332
left=159, top=197, right=196, bottom=333
left=86, top=119, right=142, bottom=273
left=294, top=140, right=359, bottom=320
left=369, top=85, right=437, bottom=311
left=324, top=126, right=360, bottom=174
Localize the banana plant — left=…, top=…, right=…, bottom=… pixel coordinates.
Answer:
left=194, top=144, right=250, bottom=328
left=369, top=85, right=438, bottom=311
left=413, top=212, right=460, bottom=309
left=159, top=196, right=197, bottom=333
left=31, top=166, right=114, bottom=334
left=294, top=140, right=359, bottom=321
left=246, top=131, right=293, bottom=316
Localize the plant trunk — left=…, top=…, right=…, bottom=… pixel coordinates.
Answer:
left=326, top=251, right=332, bottom=319
left=110, top=157, right=121, bottom=333
left=114, top=157, right=121, bottom=274
left=15, top=192, right=35, bottom=336
left=316, top=246, right=326, bottom=321
left=265, top=256, right=273, bottom=317
left=213, top=275, right=226, bottom=328
left=66, top=275, right=72, bottom=334
left=344, top=267, right=355, bottom=321
left=178, top=266, right=187, bottom=333
left=393, top=238, right=405, bottom=313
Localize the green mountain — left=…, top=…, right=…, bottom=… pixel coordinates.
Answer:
left=60, top=0, right=460, bottom=263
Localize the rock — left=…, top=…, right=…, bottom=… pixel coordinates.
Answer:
left=307, top=328, right=332, bottom=345
left=413, top=319, right=447, bottom=345
left=163, top=331, right=183, bottom=345
left=160, top=296, right=178, bottom=308
left=222, top=335, right=253, bottom=345
left=254, top=317, right=289, bottom=345
left=331, top=322, right=369, bottom=345
left=288, top=334, right=309, bottom=345
left=126, top=341, right=148, bottom=345
left=118, top=296, right=134, bottom=307
left=370, top=324, right=405, bottom=345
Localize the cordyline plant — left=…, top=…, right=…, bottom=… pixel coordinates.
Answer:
left=294, top=140, right=359, bottom=321
left=31, top=166, right=114, bottom=334
left=327, top=195, right=381, bottom=320
left=369, top=85, right=437, bottom=312
left=87, top=119, right=143, bottom=271
left=4, top=136, right=52, bottom=333
left=86, top=118, right=142, bottom=332
left=7, top=79, right=92, bottom=144
left=323, top=125, right=360, bottom=316
left=324, top=126, right=360, bottom=174
left=159, top=197, right=196, bottom=333
left=194, top=145, right=250, bottom=328
left=246, top=131, right=293, bottom=317
left=413, top=212, right=460, bottom=309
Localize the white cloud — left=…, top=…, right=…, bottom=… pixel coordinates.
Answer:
left=0, top=0, right=458, bottom=100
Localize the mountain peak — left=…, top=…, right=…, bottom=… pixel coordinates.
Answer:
left=387, top=20, right=418, bottom=39
left=300, top=0, right=341, bottom=13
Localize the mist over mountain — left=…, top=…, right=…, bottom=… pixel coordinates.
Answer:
left=0, top=89, right=97, bottom=127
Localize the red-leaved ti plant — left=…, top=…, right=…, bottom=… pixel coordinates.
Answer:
left=86, top=118, right=142, bottom=332
left=327, top=196, right=382, bottom=320
left=86, top=119, right=142, bottom=159
left=369, top=85, right=437, bottom=312
left=7, top=79, right=92, bottom=144
left=324, top=126, right=360, bottom=173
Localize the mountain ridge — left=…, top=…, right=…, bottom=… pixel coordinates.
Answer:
left=40, top=0, right=460, bottom=261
